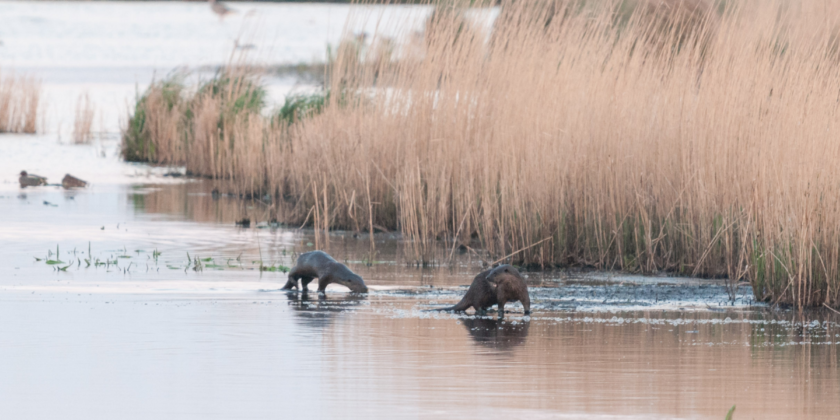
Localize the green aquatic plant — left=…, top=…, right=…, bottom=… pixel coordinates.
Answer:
left=259, top=264, right=290, bottom=273
left=197, top=73, right=265, bottom=115
left=122, top=76, right=187, bottom=163
left=725, top=405, right=736, bottom=420
left=276, top=90, right=329, bottom=125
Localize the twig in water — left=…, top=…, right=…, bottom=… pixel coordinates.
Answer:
left=823, top=303, right=840, bottom=316
left=491, top=237, right=553, bottom=266
left=447, top=202, right=472, bottom=264
left=462, top=244, right=489, bottom=266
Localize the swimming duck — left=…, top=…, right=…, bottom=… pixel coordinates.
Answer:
left=19, top=171, right=47, bottom=188
left=61, top=174, right=87, bottom=189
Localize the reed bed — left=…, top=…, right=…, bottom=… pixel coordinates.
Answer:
left=0, top=69, right=41, bottom=133
left=72, top=93, right=95, bottom=144
left=123, top=0, right=840, bottom=307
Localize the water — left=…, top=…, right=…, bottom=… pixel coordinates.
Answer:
left=0, top=1, right=436, bottom=133
left=2, top=135, right=839, bottom=420
left=2, top=2, right=840, bottom=419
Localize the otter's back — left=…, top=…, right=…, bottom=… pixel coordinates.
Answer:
left=297, top=251, right=337, bottom=268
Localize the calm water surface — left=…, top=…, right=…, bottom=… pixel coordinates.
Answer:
left=1, top=140, right=839, bottom=420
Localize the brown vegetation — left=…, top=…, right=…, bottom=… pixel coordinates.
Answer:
left=0, top=69, right=41, bottom=134
left=123, top=0, right=840, bottom=307
left=72, top=93, right=95, bottom=144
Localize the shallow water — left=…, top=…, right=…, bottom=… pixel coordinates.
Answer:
left=2, top=139, right=840, bottom=419
left=2, top=2, right=840, bottom=418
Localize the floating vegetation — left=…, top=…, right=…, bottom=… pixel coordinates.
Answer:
left=34, top=243, right=292, bottom=275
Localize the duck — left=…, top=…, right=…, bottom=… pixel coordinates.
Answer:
left=61, top=174, right=87, bottom=189
left=19, top=171, right=47, bottom=188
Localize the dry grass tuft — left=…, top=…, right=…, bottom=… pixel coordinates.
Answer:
left=123, top=0, right=840, bottom=307
left=72, top=93, right=95, bottom=144
left=0, top=69, right=41, bottom=134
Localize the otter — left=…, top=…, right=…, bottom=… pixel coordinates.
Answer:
left=282, top=251, right=368, bottom=293
left=433, top=268, right=498, bottom=315
left=434, top=265, right=531, bottom=316
left=485, top=264, right=531, bottom=316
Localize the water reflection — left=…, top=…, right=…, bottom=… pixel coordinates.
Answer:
left=461, top=317, right=530, bottom=352
left=5, top=176, right=840, bottom=418
left=284, top=291, right=366, bottom=329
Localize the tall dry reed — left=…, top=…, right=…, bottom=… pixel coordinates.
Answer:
left=124, top=0, right=840, bottom=307
left=0, top=69, right=41, bottom=133
left=72, top=93, right=95, bottom=144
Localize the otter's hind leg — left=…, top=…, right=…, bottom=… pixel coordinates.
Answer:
left=300, top=276, right=315, bottom=292
left=283, top=266, right=314, bottom=291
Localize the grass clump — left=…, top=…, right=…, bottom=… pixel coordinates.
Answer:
left=277, top=91, right=329, bottom=125
left=122, top=77, right=186, bottom=163
left=72, top=93, right=95, bottom=144
left=0, top=69, right=41, bottom=134
left=196, top=73, right=266, bottom=116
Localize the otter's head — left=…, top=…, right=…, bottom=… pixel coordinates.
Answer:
left=338, top=272, right=368, bottom=293
left=486, top=264, right=519, bottom=285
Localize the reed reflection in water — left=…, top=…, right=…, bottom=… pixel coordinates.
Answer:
left=314, top=307, right=840, bottom=419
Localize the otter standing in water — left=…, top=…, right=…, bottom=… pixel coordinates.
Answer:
left=435, top=265, right=531, bottom=316
left=434, top=268, right=499, bottom=315
left=485, top=264, right=531, bottom=316
left=282, top=251, right=368, bottom=293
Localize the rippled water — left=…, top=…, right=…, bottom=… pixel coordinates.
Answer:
left=1, top=139, right=839, bottom=419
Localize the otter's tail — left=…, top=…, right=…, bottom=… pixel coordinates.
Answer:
left=424, top=297, right=471, bottom=313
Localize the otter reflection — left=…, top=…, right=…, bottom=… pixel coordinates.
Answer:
left=284, top=291, right=366, bottom=329
left=461, top=317, right=530, bottom=351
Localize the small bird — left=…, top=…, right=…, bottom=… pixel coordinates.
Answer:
left=19, top=171, right=47, bottom=188
left=209, top=0, right=236, bottom=21
left=61, top=174, right=88, bottom=189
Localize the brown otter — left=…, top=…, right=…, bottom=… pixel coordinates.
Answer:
left=433, top=268, right=499, bottom=315
left=485, top=264, right=531, bottom=316
left=282, top=251, right=368, bottom=293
